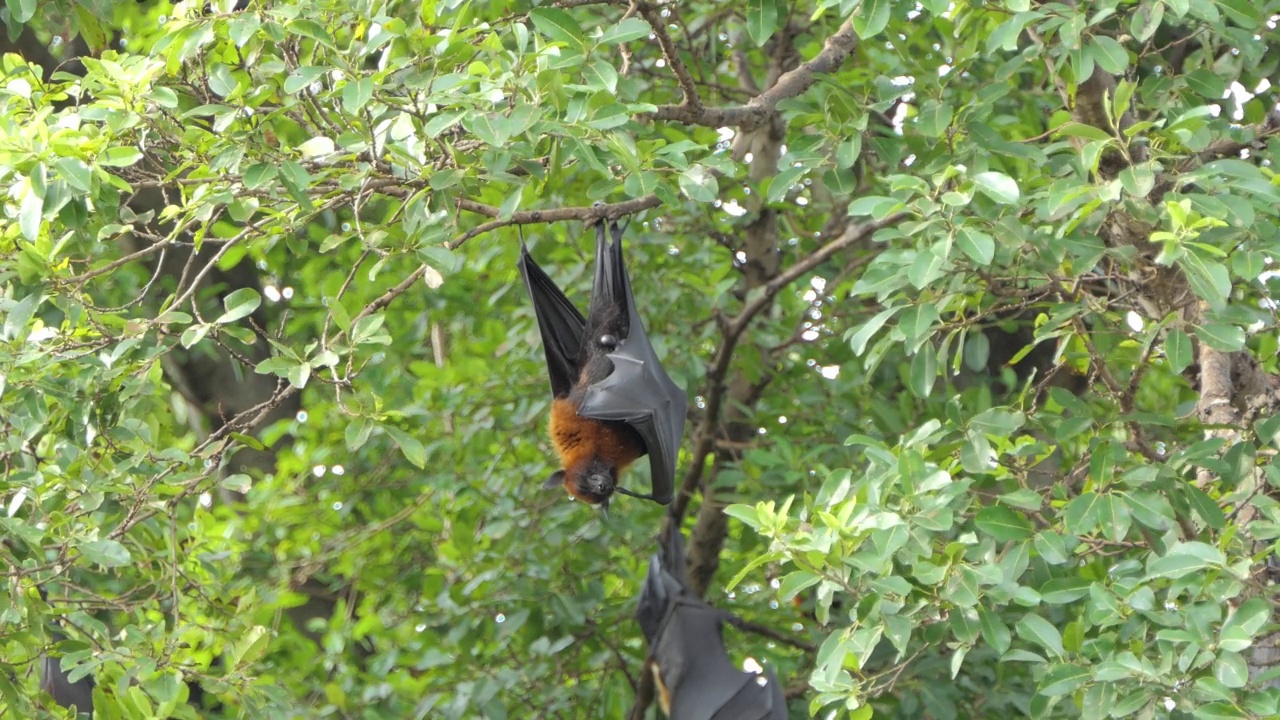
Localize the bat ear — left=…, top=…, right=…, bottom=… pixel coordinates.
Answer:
left=543, top=470, right=566, bottom=490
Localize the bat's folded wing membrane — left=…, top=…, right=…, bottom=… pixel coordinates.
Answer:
left=578, top=223, right=686, bottom=504
left=659, top=602, right=749, bottom=720
left=517, top=241, right=587, bottom=399
left=708, top=667, right=787, bottom=720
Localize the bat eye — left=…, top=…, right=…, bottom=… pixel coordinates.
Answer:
left=599, top=334, right=618, bottom=350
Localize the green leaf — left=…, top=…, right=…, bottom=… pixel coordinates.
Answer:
left=847, top=195, right=901, bottom=218
left=529, top=7, right=584, bottom=46
left=916, top=100, right=953, bottom=137
left=383, top=425, right=427, bottom=468
left=1016, top=614, right=1064, bottom=658
left=898, top=304, right=940, bottom=345
left=853, top=0, right=891, bottom=39
left=745, top=0, right=778, bottom=46
left=1130, top=2, right=1164, bottom=42
left=1165, top=329, right=1192, bottom=373
left=1118, top=163, right=1154, bottom=197
left=907, top=240, right=948, bottom=289
left=7, top=0, right=36, bottom=23
left=971, top=408, right=1026, bottom=435
left=243, top=163, right=278, bottom=190
left=973, top=171, right=1020, bottom=204
left=80, top=539, right=132, bottom=568
left=767, top=166, right=806, bottom=204
left=848, top=306, right=901, bottom=355
left=208, top=63, right=237, bottom=97
left=723, top=503, right=761, bottom=527
left=1213, top=652, right=1249, bottom=688
left=181, top=324, right=211, bottom=349
left=599, top=17, right=651, bottom=45
left=584, top=59, right=619, bottom=93
left=1195, top=323, right=1245, bottom=352
left=777, top=570, right=820, bottom=600
left=1123, top=491, right=1174, bottom=531
left=1039, top=578, right=1091, bottom=605
left=342, top=77, right=374, bottom=114
left=298, top=136, right=335, bottom=158
left=979, top=606, right=1012, bottom=654
left=1039, top=663, right=1090, bottom=696
left=1185, top=68, right=1226, bottom=99
left=956, top=227, right=995, bottom=265
left=975, top=506, right=1033, bottom=541
left=678, top=166, right=718, bottom=203
left=1146, top=541, right=1224, bottom=579
left=1178, top=253, right=1231, bottom=308
left=1183, top=485, right=1226, bottom=528
left=216, top=288, right=262, bottom=324
left=425, top=110, right=466, bottom=138
left=222, top=474, right=252, bottom=493
left=1089, top=36, right=1128, bottom=74
left=229, top=626, right=270, bottom=671
left=909, top=342, right=937, bottom=398
left=961, top=431, right=992, bottom=473
left=1063, top=492, right=1101, bottom=535
left=1221, top=598, right=1271, bottom=638
left=100, top=146, right=144, bottom=167
left=18, top=188, right=42, bottom=242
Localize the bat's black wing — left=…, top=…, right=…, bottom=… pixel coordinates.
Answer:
left=636, top=521, right=688, bottom=644
left=636, top=525, right=786, bottom=720
left=659, top=600, right=756, bottom=719
left=42, top=628, right=96, bottom=718
left=577, top=221, right=686, bottom=505
left=708, top=667, right=787, bottom=720
left=517, top=237, right=586, bottom=399
left=37, top=587, right=95, bottom=718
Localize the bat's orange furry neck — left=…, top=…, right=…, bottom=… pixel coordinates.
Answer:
left=550, top=396, right=643, bottom=502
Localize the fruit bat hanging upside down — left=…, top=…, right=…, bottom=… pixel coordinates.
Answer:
left=635, top=523, right=788, bottom=719
left=517, top=219, right=686, bottom=508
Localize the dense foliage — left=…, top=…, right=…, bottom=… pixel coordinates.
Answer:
left=1, top=0, right=1279, bottom=718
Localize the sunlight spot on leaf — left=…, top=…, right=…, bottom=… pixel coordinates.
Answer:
left=7, top=488, right=29, bottom=517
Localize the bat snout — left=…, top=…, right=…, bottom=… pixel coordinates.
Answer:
left=565, top=460, right=617, bottom=506
left=583, top=471, right=612, bottom=497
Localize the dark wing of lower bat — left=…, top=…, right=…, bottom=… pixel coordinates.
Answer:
left=708, top=667, right=787, bottom=720
left=42, top=628, right=96, bottom=718
left=517, top=238, right=586, bottom=399
left=636, top=526, right=786, bottom=720
left=636, top=521, right=688, bottom=644
left=37, top=587, right=96, bottom=718
left=659, top=600, right=754, bottom=720
left=577, top=222, right=686, bottom=504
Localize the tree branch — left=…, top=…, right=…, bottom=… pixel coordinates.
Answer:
left=647, top=19, right=858, bottom=130
left=671, top=213, right=904, bottom=520
left=455, top=194, right=661, bottom=227
left=637, top=3, right=703, bottom=113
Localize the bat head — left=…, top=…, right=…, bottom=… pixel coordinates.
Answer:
left=545, top=460, right=617, bottom=507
